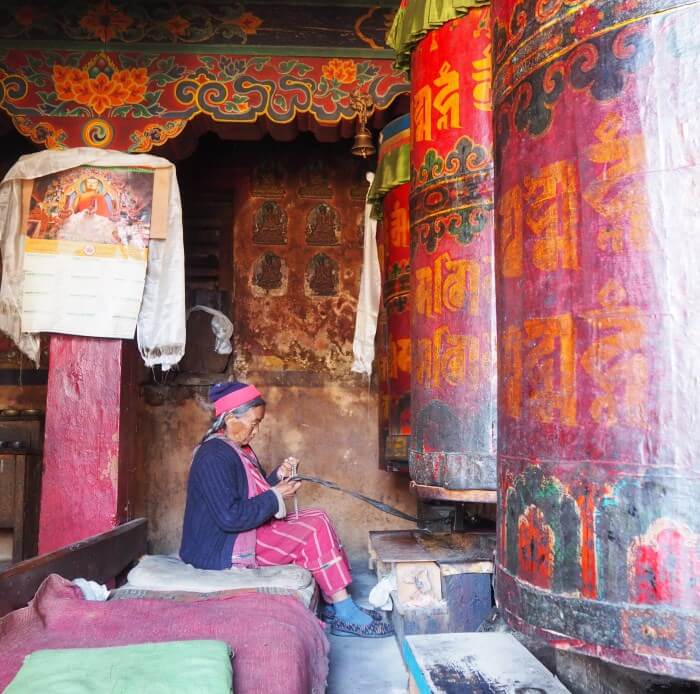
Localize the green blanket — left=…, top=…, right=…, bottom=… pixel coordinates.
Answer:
left=4, top=640, right=233, bottom=694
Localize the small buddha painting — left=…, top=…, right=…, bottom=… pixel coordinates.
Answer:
left=251, top=252, right=287, bottom=297
left=306, top=253, right=339, bottom=296
left=253, top=201, right=288, bottom=245
left=298, top=159, right=332, bottom=198
left=306, top=203, right=340, bottom=246
left=350, top=161, right=371, bottom=200
left=355, top=211, right=364, bottom=248
left=251, top=160, right=285, bottom=198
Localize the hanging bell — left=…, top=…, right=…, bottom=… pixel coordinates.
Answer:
left=351, top=125, right=376, bottom=158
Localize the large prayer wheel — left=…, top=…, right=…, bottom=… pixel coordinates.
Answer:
left=371, top=115, right=412, bottom=465
left=409, top=8, right=497, bottom=494
left=493, top=1, right=700, bottom=679
left=375, top=220, right=390, bottom=469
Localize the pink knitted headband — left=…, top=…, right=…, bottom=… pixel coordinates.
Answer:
left=214, top=385, right=263, bottom=417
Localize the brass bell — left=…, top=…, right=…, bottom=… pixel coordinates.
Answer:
left=351, top=125, right=376, bottom=158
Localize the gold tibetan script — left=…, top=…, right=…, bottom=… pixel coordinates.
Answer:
left=580, top=280, right=648, bottom=428
left=584, top=113, right=649, bottom=254
left=415, top=252, right=480, bottom=318
left=502, top=324, right=523, bottom=419
left=415, top=326, right=479, bottom=388
left=524, top=160, right=580, bottom=272
left=389, top=199, right=409, bottom=248
left=498, top=184, right=524, bottom=278
left=523, top=313, right=576, bottom=425
left=413, top=61, right=461, bottom=142
left=414, top=84, right=433, bottom=143
left=389, top=338, right=411, bottom=379
left=433, top=61, right=460, bottom=131
left=472, top=45, right=492, bottom=112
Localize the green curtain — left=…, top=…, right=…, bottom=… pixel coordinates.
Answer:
left=387, top=0, right=490, bottom=71
left=367, top=139, right=411, bottom=219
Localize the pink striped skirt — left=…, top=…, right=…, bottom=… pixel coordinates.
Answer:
left=255, top=508, right=352, bottom=599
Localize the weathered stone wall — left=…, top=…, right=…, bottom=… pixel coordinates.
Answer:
left=138, top=136, right=415, bottom=560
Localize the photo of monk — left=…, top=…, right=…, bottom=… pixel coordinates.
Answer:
left=24, top=165, right=155, bottom=249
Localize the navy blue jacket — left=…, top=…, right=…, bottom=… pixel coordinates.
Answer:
left=179, top=438, right=280, bottom=570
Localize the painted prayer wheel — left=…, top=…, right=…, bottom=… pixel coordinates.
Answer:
left=493, top=1, right=700, bottom=680
left=409, top=8, right=497, bottom=494
left=371, top=114, right=412, bottom=465
left=375, top=219, right=391, bottom=469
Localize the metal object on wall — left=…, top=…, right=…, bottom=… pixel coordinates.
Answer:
left=493, top=1, right=700, bottom=680
left=409, top=9, right=497, bottom=496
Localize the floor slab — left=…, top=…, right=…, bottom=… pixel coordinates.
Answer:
left=326, top=561, right=407, bottom=694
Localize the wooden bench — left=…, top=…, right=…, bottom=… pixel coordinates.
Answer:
left=0, top=518, right=147, bottom=617
left=404, top=633, right=571, bottom=693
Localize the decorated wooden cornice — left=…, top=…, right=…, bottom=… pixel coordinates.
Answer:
left=0, top=2, right=409, bottom=151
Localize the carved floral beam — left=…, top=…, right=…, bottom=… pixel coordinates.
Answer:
left=0, top=49, right=409, bottom=151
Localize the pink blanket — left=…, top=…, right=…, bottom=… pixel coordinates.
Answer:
left=0, top=575, right=329, bottom=693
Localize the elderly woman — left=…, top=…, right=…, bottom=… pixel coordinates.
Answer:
left=180, top=381, right=393, bottom=638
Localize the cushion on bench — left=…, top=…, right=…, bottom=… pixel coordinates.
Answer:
left=112, top=554, right=317, bottom=608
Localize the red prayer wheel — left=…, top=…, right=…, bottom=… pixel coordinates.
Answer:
left=375, top=219, right=390, bottom=469
left=384, top=180, right=411, bottom=461
left=374, top=115, right=412, bottom=464
left=409, top=8, right=497, bottom=493
left=493, top=1, right=700, bottom=679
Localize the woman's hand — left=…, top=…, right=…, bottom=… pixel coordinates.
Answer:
left=277, top=456, right=300, bottom=481
left=274, top=479, right=302, bottom=498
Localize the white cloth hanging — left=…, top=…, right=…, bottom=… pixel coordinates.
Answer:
left=351, top=171, right=381, bottom=376
left=0, top=147, right=185, bottom=370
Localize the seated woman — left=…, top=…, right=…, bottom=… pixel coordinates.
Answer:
left=180, top=381, right=394, bottom=638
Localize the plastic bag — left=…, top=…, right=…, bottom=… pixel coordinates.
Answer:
left=368, top=573, right=396, bottom=611
left=187, top=305, right=233, bottom=355
left=73, top=578, right=109, bottom=601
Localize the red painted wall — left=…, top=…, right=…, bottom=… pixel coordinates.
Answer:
left=39, top=335, right=136, bottom=553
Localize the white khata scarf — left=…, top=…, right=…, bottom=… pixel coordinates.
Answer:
left=0, top=147, right=186, bottom=370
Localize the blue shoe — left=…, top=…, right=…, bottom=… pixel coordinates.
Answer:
left=331, top=616, right=395, bottom=638
left=321, top=603, right=383, bottom=623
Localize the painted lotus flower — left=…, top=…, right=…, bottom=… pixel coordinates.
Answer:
left=321, top=59, right=357, bottom=85
left=15, top=6, right=36, bottom=28
left=80, top=1, right=133, bottom=43
left=53, top=62, right=148, bottom=115
left=232, top=11, right=262, bottom=36
left=166, top=15, right=190, bottom=38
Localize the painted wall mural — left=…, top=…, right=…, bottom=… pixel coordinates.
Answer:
left=233, top=139, right=365, bottom=377
left=0, top=49, right=408, bottom=151
left=493, top=0, right=700, bottom=680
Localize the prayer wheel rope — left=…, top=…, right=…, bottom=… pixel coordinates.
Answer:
left=291, top=475, right=418, bottom=523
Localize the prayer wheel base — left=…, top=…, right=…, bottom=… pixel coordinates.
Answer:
left=410, top=481, right=497, bottom=504
left=409, top=450, right=497, bottom=491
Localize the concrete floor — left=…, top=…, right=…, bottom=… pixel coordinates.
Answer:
left=327, top=562, right=407, bottom=694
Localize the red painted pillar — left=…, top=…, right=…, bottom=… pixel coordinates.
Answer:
left=38, top=335, right=137, bottom=553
